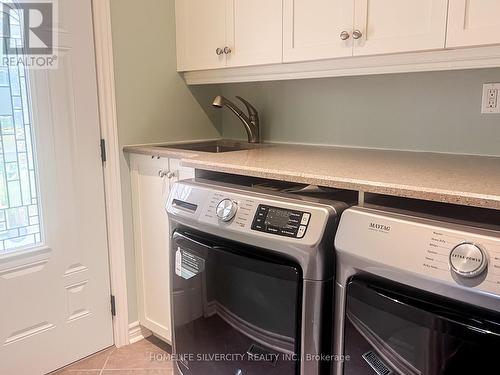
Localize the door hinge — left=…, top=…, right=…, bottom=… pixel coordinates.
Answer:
left=110, top=294, right=116, bottom=317
left=100, top=139, right=107, bottom=163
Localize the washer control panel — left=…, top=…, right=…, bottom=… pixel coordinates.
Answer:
left=251, top=204, right=311, bottom=238
left=449, top=242, right=488, bottom=278
left=335, top=207, right=500, bottom=302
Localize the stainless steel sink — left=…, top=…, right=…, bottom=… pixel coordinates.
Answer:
left=158, top=140, right=260, bottom=153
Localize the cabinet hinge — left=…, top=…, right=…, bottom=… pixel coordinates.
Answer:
left=100, top=139, right=107, bottom=163
left=110, top=294, right=116, bottom=317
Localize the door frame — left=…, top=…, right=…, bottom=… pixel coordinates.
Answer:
left=91, top=0, right=130, bottom=347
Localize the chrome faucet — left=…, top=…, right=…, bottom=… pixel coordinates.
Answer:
left=212, top=95, right=260, bottom=143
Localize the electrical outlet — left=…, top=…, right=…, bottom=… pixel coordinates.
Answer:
left=482, top=83, right=500, bottom=114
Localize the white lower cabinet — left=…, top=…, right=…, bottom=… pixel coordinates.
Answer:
left=130, top=153, right=195, bottom=342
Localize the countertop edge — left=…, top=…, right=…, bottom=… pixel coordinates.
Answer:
left=123, top=144, right=202, bottom=160
left=123, top=143, right=500, bottom=211
left=181, top=158, right=500, bottom=211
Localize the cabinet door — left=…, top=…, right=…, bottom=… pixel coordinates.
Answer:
left=169, top=158, right=195, bottom=183
left=226, top=0, right=283, bottom=67
left=130, top=154, right=172, bottom=342
left=175, top=0, right=227, bottom=71
left=283, top=0, right=354, bottom=62
left=353, top=0, right=448, bottom=56
left=447, top=0, right=500, bottom=48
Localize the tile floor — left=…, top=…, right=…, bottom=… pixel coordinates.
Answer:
left=52, top=336, right=173, bottom=375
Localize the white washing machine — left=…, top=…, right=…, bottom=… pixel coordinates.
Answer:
left=333, top=205, right=500, bottom=375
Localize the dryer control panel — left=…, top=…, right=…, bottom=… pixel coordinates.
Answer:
left=166, top=179, right=343, bottom=250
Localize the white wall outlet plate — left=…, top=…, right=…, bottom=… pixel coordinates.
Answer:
left=482, top=83, right=500, bottom=114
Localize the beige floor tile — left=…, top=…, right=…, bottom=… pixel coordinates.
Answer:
left=50, top=347, right=114, bottom=374
left=52, top=371, right=101, bottom=375
left=50, top=336, right=172, bottom=374
left=103, top=337, right=172, bottom=370
left=57, top=347, right=115, bottom=371
left=101, top=370, right=173, bottom=375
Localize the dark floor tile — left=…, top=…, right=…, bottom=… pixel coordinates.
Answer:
left=146, top=336, right=172, bottom=354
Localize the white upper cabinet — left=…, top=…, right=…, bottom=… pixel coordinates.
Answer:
left=447, top=0, right=500, bottom=48
left=283, top=0, right=354, bottom=62
left=226, top=0, right=283, bottom=67
left=177, top=0, right=500, bottom=82
left=176, top=0, right=283, bottom=71
left=353, top=0, right=449, bottom=56
left=175, top=0, right=227, bottom=71
left=283, top=0, right=448, bottom=62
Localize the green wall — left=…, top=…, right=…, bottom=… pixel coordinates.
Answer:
left=221, top=68, right=500, bottom=156
left=110, top=0, right=221, bottom=323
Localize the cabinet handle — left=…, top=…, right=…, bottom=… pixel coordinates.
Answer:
left=223, top=46, right=232, bottom=54
left=340, top=31, right=350, bottom=40
left=215, top=47, right=224, bottom=56
left=158, top=169, right=175, bottom=178
left=158, top=170, right=176, bottom=179
left=352, top=30, right=363, bottom=40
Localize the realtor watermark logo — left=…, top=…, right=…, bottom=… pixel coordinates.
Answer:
left=1, top=0, right=58, bottom=68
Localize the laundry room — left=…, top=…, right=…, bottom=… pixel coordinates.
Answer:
left=0, top=1, right=499, bottom=375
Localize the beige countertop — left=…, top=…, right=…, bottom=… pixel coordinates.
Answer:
left=123, top=142, right=202, bottom=160
left=124, top=141, right=500, bottom=210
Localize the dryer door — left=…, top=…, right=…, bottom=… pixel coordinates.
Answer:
left=343, top=277, right=500, bottom=375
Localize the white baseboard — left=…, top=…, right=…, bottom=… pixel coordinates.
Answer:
left=128, top=321, right=152, bottom=344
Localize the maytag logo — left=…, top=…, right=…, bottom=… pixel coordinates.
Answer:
left=369, top=222, right=391, bottom=233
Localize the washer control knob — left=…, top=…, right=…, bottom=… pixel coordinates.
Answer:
left=216, top=199, right=238, bottom=222
left=449, top=242, right=487, bottom=278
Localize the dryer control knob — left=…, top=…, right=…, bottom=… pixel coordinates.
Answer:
left=216, top=198, right=238, bottom=222
left=449, top=242, right=487, bottom=278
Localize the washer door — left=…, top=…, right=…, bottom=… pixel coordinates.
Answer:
left=171, top=230, right=302, bottom=375
left=343, top=277, right=500, bottom=375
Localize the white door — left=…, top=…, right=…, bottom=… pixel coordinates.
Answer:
left=353, top=0, right=448, bottom=56
left=175, top=0, right=227, bottom=71
left=283, top=0, right=354, bottom=62
left=447, top=0, right=500, bottom=48
left=226, top=0, right=283, bottom=67
left=0, top=1, right=113, bottom=374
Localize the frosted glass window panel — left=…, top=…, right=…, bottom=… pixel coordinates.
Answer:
left=0, top=30, right=41, bottom=253
left=0, top=88, right=12, bottom=114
